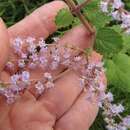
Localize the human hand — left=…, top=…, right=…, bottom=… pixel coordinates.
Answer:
left=0, top=1, right=106, bottom=130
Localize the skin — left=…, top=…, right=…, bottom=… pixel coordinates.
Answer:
left=0, top=1, right=106, bottom=130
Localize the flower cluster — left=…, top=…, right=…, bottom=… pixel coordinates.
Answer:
left=0, top=71, right=30, bottom=104
left=0, top=37, right=105, bottom=104
left=6, top=37, right=74, bottom=72
left=0, top=70, right=55, bottom=104
left=0, top=37, right=130, bottom=129
left=100, top=0, right=130, bottom=34
left=99, top=91, right=130, bottom=130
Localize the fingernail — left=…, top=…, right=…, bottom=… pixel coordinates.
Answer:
left=0, top=17, right=3, bottom=22
left=0, top=18, right=7, bottom=29
left=0, top=17, right=5, bottom=26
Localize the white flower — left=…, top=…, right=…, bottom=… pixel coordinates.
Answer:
left=52, top=37, right=60, bottom=42
left=40, top=46, right=48, bottom=54
left=27, top=43, right=36, bottom=53
left=21, top=53, right=27, bottom=59
left=35, top=81, right=45, bottom=94
left=52, top=55, right=60, bottom=62
left=31, top=54, right=39, bottom=62
left=123, top=116, right=130, bottom=127
left=38, top=38, right=46, bottom=48
left=21, top=71, right=30, bottom=82
left=44, top=72, right=52, bottom=80
left=125, top=28, right=130, bottom=35
left=100, top=1, right=109, bottom=13
left=39, top=56, right=48, bottom=64
left=74, top=56, right=82, bottom=62
left=79, top=78, right=85, bottom=88
left=13, top=37, right=23, bottom=53
left=45, top=81, right=54, bottom=89
left=117, top=125, right=127, bottom=130
left=62, top=59, right=71, bottom=66
left=110, top=104, right=124, bottom=114
left=112, top=0, right=124, bottom=9
left=99, top=82, right=106, bottom=91
left=63, top=51, right=71, bottom=59
left=11, top=74, right=20, bottom=84
left=0, top=87, right=4, bottom=94
left=50, top=61, right=59, bottom=70
left=6, top=62, right=14, bottom=69
left=18, top=59, right=25, bottom=68
left=106, top=124, right=117, bottom=130
left=121, top=13, right=130, bottom=27
left=106, top=92, right=114, bottom=102
left=5, top=89, right=15, bottom=104
left=121, top=13, right=130, bottom=34
left=28, top=63, right=37, bottom=69
left=121, top=23, right=129, bottom=29
left=111, top=10, right=122, bottom=21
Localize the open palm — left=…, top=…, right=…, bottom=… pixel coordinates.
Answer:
left=0, top=1, right=106, bottom=130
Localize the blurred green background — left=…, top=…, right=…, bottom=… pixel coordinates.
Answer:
left=0, top=0, right=130, bottom=27
left=0, top=0, right=51, bottom=26
left=0, top=0, right=130, bottom=130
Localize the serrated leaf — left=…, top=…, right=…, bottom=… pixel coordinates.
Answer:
left=111, top=25, right=130, bottom=54
left=76, top=0, right=84, bottom=4
left=84, top=0, right=112, bottom=28
left=55, top=8, right=74, bottom=28
left=122, top=34, right=130, bottom=54
left=105, top=53, right=130, bottom=92
left=111, top=25, right=122, bottom=34
left=84, top=0, right=99, bottom=11
left=104, top=59, right=117, bottom=85
left=95, top=28, right=123, bottom=57
left=110, top=25, right=130, bottom=46
left=72, top=17, right=80, bottom=27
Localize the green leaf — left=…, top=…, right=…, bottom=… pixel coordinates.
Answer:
left=105, top=53, right=130, bottom=92
left=111, top=25, right=130, bottom=55
left=122, top=34, right=130, bottom=54
left=110, top=25, right=122, bottom=34
left=124, top=0, right=130, bottom=9
left=95, top=28, right=123, bottom=57
left=84, top=0, right=112, bottom=29
left=104, top=59, right=117, bottom=85
left=55, top=8, right=74, bottom=28
left=76, top=0, right=84, bottom=4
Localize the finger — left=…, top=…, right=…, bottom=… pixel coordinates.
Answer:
left=0, top=18, right=9, bottom=72
left=55, top=92, right=99, bottom=130
left=55, top=67, right=106, bottom=130
left=9, top=100, right=55, bottom=130
left=0, top=18, right=10, bottom=127
left=29, top=25, right=94, bottom=97
left=8, top=1, right=67, bottom=39
left=38, top=52, right=102, bottom=120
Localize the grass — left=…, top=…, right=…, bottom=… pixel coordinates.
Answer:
left=0, top=0, right=130, bottom=130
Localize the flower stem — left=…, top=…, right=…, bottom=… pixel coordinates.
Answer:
left=72, top=0, right=91, bottom=12
left=65, top=0, right=95, bottom=35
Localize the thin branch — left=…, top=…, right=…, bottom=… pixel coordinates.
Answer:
left=65, top=0, right=95, bottom=35
left=72, top=0, right=91, bottom=12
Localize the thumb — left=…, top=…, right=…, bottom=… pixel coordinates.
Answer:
left=0, top=18, right=9, bottom=72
